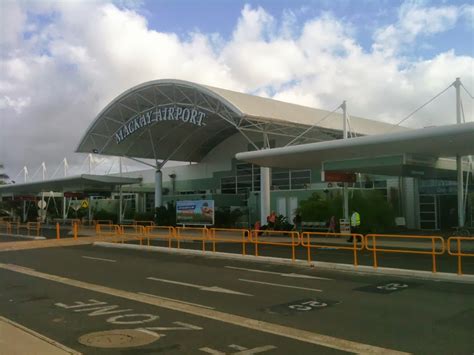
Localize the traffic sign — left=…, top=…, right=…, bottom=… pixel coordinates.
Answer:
left=81, top=200, right=89, bottom=209
left=38, top=200, right=47, bottom=209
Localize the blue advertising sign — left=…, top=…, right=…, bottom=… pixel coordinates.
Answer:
left=176, top=200, right=214, bottom=226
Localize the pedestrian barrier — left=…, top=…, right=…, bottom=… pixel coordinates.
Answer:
left=133, top=220, right=155, bottom=227
left=145, top=226, right=175, bottom=247
left=365, top=234, right=445, bottom=273
left=25, top=222, right=41, bottom=236
left=96, top=224, right=121, bottom=242
left=249, top=230, right=300, bottom=261
left=208, top=228, right=249, bottom=255
left=120, top=225, right=146, bottom=245
left=175, top=227, right=208, bottom=251
left=447, top=236, right=474, bottom=275
left=301, top=232, right=364, bottom=266
left=0, top=221, right=9, bottom=234
left=6, top=221, right=20, bottom=234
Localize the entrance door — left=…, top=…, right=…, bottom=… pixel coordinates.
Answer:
left=438, top=195, right=458, bottom=230
left=419, top=194, right=438, bottom=230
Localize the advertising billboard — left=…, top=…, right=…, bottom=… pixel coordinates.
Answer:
left=176, top=200, right=214, bottom=226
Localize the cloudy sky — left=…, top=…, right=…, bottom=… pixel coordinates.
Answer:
left=0, top=0, right=473, bottom=181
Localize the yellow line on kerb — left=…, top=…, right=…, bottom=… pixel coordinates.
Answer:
left=0, top=263, right=410, bottom=355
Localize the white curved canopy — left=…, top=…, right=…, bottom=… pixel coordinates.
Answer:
left=77, top=79, right=402, bottom=163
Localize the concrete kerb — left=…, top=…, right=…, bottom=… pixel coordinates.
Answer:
left=93, top=241, right=474, bottom=284
left=0, top=233, right=46, bottom=240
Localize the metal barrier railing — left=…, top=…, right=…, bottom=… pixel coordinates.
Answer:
left=447, top=236, right=474, bottom=275
left=133, top=220, right=156, bottom=227
left=0, top=221, right=41, bottom=237
left=145, top=226, right=175, bottom=247
left=249, top=230, right=300, bottom=261
left=26, top=222, right=41, bottom=236
left=175, top=227, right=208, bottom=251
left=96, top=224, right=121, bottom=242
left=365, top=234, right=445, bottom=273
left=301, top=232, right=364, bottom=266
left=208, top=228, right=249, bottom=255
left=120, top=225, right=146, bottom=245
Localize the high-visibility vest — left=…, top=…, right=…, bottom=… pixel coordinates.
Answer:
left=351, top=212, right=360, bottom=227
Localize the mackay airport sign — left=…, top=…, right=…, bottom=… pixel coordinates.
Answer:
left=114, top=105, right=207, bottom=144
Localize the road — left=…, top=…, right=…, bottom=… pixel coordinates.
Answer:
left=0, top=242, right=473, bottom=354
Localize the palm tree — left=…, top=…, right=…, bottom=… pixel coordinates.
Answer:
left=0, top=164, right=9, bottom=185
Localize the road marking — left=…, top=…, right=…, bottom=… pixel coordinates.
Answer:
left=138, top=292, right=215, bottom=310
left=82, top=256, right=116, bottom=263
left=200, top=344, right=277, bottom=354
left=0, top=263, right=409, bottom=354
left=239, top=279, right=322, bottom=292
left=225, top=266, right=331, bottom=280
left=147, top=277, right=253, bottom=296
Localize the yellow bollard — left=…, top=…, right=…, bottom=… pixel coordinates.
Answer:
left=73, top=222, right=78, bottom=239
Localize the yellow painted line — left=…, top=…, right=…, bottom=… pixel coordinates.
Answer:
left=0, top=263, right=410, bottom=355
left=0, top=316, right=81, bottom=355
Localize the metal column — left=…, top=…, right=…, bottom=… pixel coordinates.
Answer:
left=260, top=167, right=271, bottom=224
left=342, top=100, right=349, bottom=221
left=155, top=170, right=163, bottom=208
left=454, top=77, right=465, bottom=227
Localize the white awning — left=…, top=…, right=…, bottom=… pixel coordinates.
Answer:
left=236, top=122, right=474, bottom=169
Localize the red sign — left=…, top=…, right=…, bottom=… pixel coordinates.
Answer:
left=323, top=172, right=356, bottom=183
left=14, top=195, right=37, bottom=201
left=64, top=192, right=85, bottom=198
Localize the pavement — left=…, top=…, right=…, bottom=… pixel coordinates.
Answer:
left=0, top=239, right=473, bottom=354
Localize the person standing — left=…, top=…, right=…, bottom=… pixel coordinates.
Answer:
left=293, top=212, right=302, bottom=232
left=347, top=210, right=361, bottom=242
left=267, top=211, right=276, bottom=230
left=327, top=215, right=336, bottom=235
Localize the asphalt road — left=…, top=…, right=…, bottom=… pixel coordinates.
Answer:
left=0, top=243, right=473, bottom=354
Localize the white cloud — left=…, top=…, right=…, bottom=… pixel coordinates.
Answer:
left=373, top=1, right=460, bottom=55
left=0, top=1, right=472, bottom=179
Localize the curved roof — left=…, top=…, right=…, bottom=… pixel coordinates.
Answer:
left=77, top=79, right=403, bottom=162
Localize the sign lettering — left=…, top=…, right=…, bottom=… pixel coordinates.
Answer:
left=114, top=106, right=207, bottom=144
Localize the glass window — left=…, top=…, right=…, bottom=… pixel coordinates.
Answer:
left=221, top=177, right=236, bottom=194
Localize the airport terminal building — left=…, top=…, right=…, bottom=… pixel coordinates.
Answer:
left=1, top=79, right=473, bottom=230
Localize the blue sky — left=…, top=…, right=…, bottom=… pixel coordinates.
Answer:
left=138, top=0, right=473, bottom=57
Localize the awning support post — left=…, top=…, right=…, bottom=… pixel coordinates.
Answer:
left=62, top=195, right=67, bottom=220
left=342, top=100, right=349, bottom=221
left=155, top=170, right=163, bottom=209
left=454, top=77, right=465, bottom=227
left=260, top=133, right=271, bottom=225
left=260, top=167, right=271, bottom=225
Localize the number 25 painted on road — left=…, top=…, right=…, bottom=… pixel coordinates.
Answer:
left=288, top=300, right=328, bottom=311
left=377, top=283, right=408, bottom=291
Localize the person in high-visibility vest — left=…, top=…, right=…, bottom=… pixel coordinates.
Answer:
left=347, top=210, right=361, bottom=242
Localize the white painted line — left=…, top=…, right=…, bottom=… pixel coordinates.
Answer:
left=147, top=277, right=253, bottom=296
left=0, top=262, right=409, bottom=354
left=81, top=256, right=116, bottom=263
left=226, top=266, right=332, bottom=280
left=138, top=292, right=215, bottom=310
left=199, top=347, right=225, bottom=354
left=239, top=279, right=322, bottom=292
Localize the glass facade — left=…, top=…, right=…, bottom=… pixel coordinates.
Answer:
left=221, top=163, right=310, bottom=194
